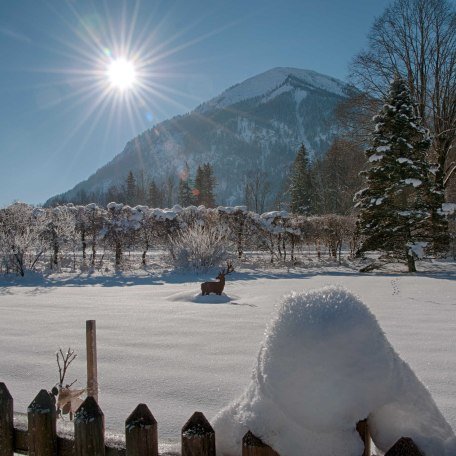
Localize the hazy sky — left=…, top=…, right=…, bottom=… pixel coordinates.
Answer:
left=0, top=0, right=391, bottom=207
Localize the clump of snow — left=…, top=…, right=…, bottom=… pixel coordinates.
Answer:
left=408, top=242, right=428, bottom=259
left=404, top=178, right=422, bottom=187
left=397, top=157, right=414, bottom=165
left=212, top=286, right=456, bottom=456
left=439, top=203, right=456, bottom=216
left=369, top=154, right=383, bottom=162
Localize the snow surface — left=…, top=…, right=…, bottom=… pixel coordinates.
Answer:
left=1, top=262, right=455, bottom=453
left=198, top=67, right=348, bottom=112
left=212, top=286, right=455, bottom=455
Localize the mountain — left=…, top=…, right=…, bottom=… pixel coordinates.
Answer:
left=46, top=67, right=355, bottom=207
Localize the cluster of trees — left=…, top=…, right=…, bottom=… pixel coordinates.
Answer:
left=345, top=0, right=456, bottom=270
left=288, top=140, right=364, bottom=216
left=0, top=202, right=358, bottom=276
left=56, top=163, right=217, bottom=210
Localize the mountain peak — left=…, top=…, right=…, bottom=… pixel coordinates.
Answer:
left=197, top=67, right=349, bottom=113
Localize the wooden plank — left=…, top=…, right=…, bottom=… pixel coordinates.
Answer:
left=13, top=428, right=28, bottom=455
left=181, top=412, right=215, bottom=456
left=27, top=389, right=57, bottom=456
left=356, top=419, right=371, bottom=456
left=86, top=320, right=98, bottom=402
left=125, top=404, right=158, bottom=456
left=0, top=383, right=14, bottom=456
left=242, top=431, right=279, bottom=456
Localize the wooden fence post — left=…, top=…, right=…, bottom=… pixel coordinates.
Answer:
left=385, top=437, right=424, bottom=456
left=125, top=403, right=158, bottom=456
left=356, top=419, right=371, bottom=456
left=86, top=320, right=98, bottom=403
left=242, top=431, right=279, bottom=456
left=181, top=411, right=215, bottom=456
left=0, top=383, right=13, bottom=456
left=27, top=389, right=57, bottom=456
left=74, top=396, right=105, bottom=456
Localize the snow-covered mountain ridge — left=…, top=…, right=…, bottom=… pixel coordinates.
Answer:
left=46, top=67, right=355, bottom=207
left=197, top=67, right=349, bottom=112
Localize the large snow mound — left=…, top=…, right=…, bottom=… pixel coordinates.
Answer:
left=212, top=286, right=456, bottom=456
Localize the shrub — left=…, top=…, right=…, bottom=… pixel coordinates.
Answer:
left=168, top=224, right=232, bottom=271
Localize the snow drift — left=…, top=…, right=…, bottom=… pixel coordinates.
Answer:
left=212, top=286, right=456, bottom=455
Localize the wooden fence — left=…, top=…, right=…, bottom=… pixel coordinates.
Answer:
left=0, top=382, right=424, bottom=456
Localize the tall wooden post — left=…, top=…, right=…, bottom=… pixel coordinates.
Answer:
left=86, top=320, right=98, bottom=402
left=0, top=383, right=14, bottom=456
left=125, top=403, right=158, bottom=456
left=74, top=396, right=105, bottom=456
left=27, top=390, right=57, bottom=456
left=181, top=411, right=215, bottom=456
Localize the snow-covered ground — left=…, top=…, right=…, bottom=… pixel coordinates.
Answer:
left=0, top=261, right=455, bottom=452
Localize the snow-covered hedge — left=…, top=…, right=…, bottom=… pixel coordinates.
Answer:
left=0, top=202, right=375, bottom=274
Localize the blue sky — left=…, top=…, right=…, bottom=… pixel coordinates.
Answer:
left=0, top=0, right=390, bottom=206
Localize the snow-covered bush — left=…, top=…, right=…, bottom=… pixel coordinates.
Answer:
left=168, top=224, right=232, bottom=271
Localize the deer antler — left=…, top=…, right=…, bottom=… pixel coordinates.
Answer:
left=56, top=347, right=77, bottom=387
left=225, top=260, right=234, bottom=275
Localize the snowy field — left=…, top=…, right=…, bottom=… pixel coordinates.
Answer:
left=0, top=261, right=455, bottom=451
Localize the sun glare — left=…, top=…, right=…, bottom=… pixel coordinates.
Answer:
left=107, top=58, right=136, bottom=90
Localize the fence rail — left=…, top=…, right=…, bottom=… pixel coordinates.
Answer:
left=0, top=382, right=423, bottom=456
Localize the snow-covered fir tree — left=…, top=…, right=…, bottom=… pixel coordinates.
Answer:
left=289, top=144, right=313, bottom=214
left=355, top=76, right=434, bottom=272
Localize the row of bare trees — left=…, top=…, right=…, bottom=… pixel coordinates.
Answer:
left=0, top=202, right=358, bottom=276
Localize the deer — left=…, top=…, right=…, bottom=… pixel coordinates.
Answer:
left=201, top=261, right=234, bottom=295
left=50, top=347, right=85, bottom=420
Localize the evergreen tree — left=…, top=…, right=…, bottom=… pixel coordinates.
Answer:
left=147, top=180, right=163, bottom=208
left=355, top=76, right=434, bottom=272
left=194, top=163, right=216, bottom=207
left=289, top=144, right=313, bottom=214
left=178, top=162, right=196, bottom=207
left=125, top=171, right=137, bottom=205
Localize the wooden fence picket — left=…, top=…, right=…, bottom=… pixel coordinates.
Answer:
left=27, top=389, right=57, bottom=456
left=125, top=403, right=158, bottom=456
left=181, top=411, right=215, bottom=456
left=0, top=381, right=429, bottom=456
left=0, top=383, right=13, bottom=456
left=356, top=419, right=371, bottom=456
left=242, top=431, right=279, bottom=456
left=74, top=396, right=105, bottom=456
left=385, top=436, right=424, bottom=456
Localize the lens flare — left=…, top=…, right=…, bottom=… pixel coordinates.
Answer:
left=107, top=58, right=136, bottom=90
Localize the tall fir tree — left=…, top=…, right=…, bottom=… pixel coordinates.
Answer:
left=289, top=144, right=313, bottom=214
left=147, top=180, right=163, bottom=208
left=125, top=171, right=137, bottom=205
left=194, top=163, right=216, bottom=207
left=177, top=162, right=195, bottom=207
left=355, top=76, right=434, bottom=272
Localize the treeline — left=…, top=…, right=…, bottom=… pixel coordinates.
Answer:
left=0, top=202, right=358, bottom=276
left=47, top=138, right=365, bottom=216
left=49, top=163, right=217, bottom=210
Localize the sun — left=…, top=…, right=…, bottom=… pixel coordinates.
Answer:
left=107, top=58, right=136, bottom=90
